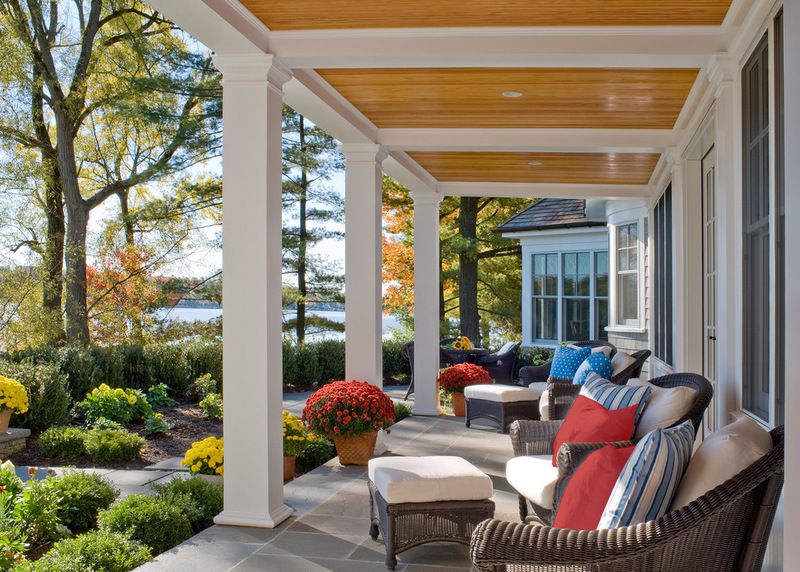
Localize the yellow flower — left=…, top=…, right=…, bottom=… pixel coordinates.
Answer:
left=127, top=395, right=137, bottom=405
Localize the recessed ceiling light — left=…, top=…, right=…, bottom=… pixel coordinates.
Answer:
left=527, top=161, right=543, bottom=167
left=502, top=91, right=523, bottom=98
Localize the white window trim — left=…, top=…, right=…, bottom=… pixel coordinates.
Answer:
left=608, top=217, right=646, bottom=331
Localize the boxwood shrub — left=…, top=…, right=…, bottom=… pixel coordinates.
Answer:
left=98, top=495, right=192, bottom=555
left=0, top=359, right=71, bottom=430
left=46, top=471, right=119, bottom=533
left=39, top=426, right=86, bottom=459
left=154, top=476, right=224, bottom=533
left=84, top=429, right=145, bottom=463
left=14, top=530, right=151, bottom=572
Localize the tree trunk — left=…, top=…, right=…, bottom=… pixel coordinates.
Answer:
left=41, top=155, right=66, bottom=345
left=118, top=189, right=143, bottom=341
left=458, top=197, right=480, bottom=346
left=296, top=116, right=307, bottom=343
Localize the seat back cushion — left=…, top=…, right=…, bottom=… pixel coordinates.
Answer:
left=670, top=415, right=773, bottom=510
left=580, top=373, right=652, bottom=424
left=591, top=345, right=613, bottom=357
left=611, top=351, right=637, bottom=376
left=572, top=352, right=613, bottom=385
left=553, top=444, right=635, bottom=530
left=598, top=421, right=695, bottom=528
left=551, top=395, right=637, bottom=466
left=628, top=379, right=697, bottom=439
left=549, top=345, right=591, bottom=380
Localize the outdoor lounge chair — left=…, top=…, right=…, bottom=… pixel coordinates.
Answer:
left=517, top=340, right=616, bottom=387
left=471, top=425, right=784, bottom=572
left=401, top=340, right=456, bottom=400
left=474, top=342, right=521, bottom=385
left=507, top=373, right=714, bottom=523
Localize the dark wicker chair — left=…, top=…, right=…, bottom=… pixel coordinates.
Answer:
left=474, top=342, right=521, bottom=385
left=508, top=372, right=714, bottom=523
left=546, top=349, right=652, bottom=419
left=401, top=341, right=456, bottom=400
left=518, top=340, right=617, bottom=386
left=471, top=425, right=784, bottom=572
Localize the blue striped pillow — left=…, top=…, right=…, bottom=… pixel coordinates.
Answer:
left=598, top=421, right=695, bottom=528
left=579, top=373, right=652, bottom=423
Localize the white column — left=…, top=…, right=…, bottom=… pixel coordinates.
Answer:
left=783, top=3, right=800, bottom=568
left=411, top=189, right=442, bottom=415
left=708, top=55, right=739, bottom=426
left=342, top=144, right=387, bottom=387
left=212, top=53, right=292, bottom=528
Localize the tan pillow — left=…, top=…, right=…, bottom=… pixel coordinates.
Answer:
left=629, top=379, right=697, bottom=439
left=611, top=351, right=636, bottom=376
left=670, top=416, right=772, bottom=510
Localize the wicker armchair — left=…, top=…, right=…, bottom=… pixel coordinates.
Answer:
left=546, top=349, right=651, bottom=419
left=474, top=342, right=521, bottom=385
left=401, top=341, right=456, bottom=400
left=517, top=340, right=617, bottom=386
left=508, top=373, right=714, bottom=522
left=471, top=426, right=784, bottom=572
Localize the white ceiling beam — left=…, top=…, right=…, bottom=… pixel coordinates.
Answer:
left=269, top=27, right=725, bottom=69
left=437, top=182, right=651, bottom=199
left=378, top=128, right=675, bottom=153
left=383, top=152, right=438, bottom=193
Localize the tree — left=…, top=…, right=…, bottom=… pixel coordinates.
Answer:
left=281, top=106, right=344, bottom=343
left=0, top=0, right=221, bottom=346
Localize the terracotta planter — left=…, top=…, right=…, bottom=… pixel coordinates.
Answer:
left=0, top=409, right=11, bottom=434
left=451, top=392, right=466, bottom=417
left=284, top=455, right=296, bottom=483
left=334, top=430, right=378, bottom=465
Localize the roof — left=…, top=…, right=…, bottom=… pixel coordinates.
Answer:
left=494, top=198, right=606, bottom=233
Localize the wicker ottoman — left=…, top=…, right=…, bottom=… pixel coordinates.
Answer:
left=367, top=456, right=495, bottom=570
left=464, top=384, right=541, bottom=433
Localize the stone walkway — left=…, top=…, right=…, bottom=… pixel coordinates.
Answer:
left=135, top=413, right=516, bottom=572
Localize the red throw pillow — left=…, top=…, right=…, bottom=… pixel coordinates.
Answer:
left=553, top=444, right=635, bottom=530
left=551, top=395, right=637, bottom=466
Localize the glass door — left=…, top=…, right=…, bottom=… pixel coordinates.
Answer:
left=701, top=146, right=717, bottom=435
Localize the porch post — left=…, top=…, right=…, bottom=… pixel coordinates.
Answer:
left=342, top=144, right=387, bottom=387
left=212, top=53, right=293, bottom=528
left=411, top=189, right=442, bottom=415
left=782, top=2, right=799, bottom=567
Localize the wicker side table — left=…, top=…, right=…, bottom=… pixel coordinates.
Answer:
left=367, top=456, right=495, bottom=570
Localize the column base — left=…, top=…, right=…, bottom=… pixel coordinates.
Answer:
left=213, top=505, right=294, bottom=528
left=411, top=406, right=441, bottom=416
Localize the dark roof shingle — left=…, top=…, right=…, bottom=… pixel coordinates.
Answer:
left=495, top=199, right=605, bottom=233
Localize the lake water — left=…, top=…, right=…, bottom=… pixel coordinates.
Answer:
left=154, top=307, right=403, bottom=340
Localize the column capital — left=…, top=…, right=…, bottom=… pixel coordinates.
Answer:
left=665, top=146, right=682, bottom=169
left=212, top=53, right=292, bottom=87
left=410, top=189, right=443, bottom=206
left=340, top=143, right=388, bottom=164
left=707, top=53, right=736, bottom=96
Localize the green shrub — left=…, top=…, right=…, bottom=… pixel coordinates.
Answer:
left=145, top=412, right=173, bottom=435
left=189, top=373, right=218, bottom=399
left=154, top=477, right=223, bottom=533
left=383, top=338, right=411, bottom=380
left=46, top=471, right=119, bottom=533
left=146, top=383, right=175, bottom=406
left=184, top=341, right=223, bottom=388
left=515, top=346, right=553, bottom=377
left=0, top=496, right=27, bottom=570
left=393, top=401, right=412, bottom=422
left=84, top=429, right=145, bottom=463
left=78, top=384, right=153, bottom=425
left=91, top=417, right=126, bottom=432
left=313, top=339, right=346, bottom=385
left=0, top=359, right=71, bottom=430
left=13, top=477, right=69, bottom=544
left=14, top=530, right=151, bottom=572
left=145, top=345, right=189, bottom=395
left=0, top=464, right=24, bottom=497
left=296, top=435, right=336, bottom=474
left=199, top=392, right=223, bottom=419
left=98, top=495, right=192, bottom=555
left=39, top=426, right=86, bottom=459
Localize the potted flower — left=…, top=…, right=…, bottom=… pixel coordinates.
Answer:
left=302, top=381, right=395, bottom=465
left=282, top=410, right=311, bottom=482
left=182, top=436, right=224, bottom=478
left=0, top=375, right=28, bottom=434
left=438, top=363, right=492, bottom=416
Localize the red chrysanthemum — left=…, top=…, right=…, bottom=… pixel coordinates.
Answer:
left=438, top=363, right=492, bottom=394
left=302, top=380, right=396, bottom=438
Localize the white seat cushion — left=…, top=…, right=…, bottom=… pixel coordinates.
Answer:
left=506, top=455, right=559, bottom=510
left=670, top=416, right=773, bottom=510
left=465, top=384, right=541, bottom=403
left=539, top=389, right=551, bottom=420
left=368, top=456, right=493, bottom=504
left=527, top=381, right=548, bottom=394
left=611, top=351, right=637, bottom=376
left=628, top=379, right=697, bottom=440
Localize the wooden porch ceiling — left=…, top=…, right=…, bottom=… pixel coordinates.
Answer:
left=241, top=0, right=733, bottom=30
left=316, top=68, right=699, bottom=130
left=408, top=152, right=660, bottom=185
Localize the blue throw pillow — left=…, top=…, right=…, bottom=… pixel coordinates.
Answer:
left=580, top=373, right=652, bottom=424
left=573, top=352, right=613, bottom=385
left=550, top=345, right=591, bottom=379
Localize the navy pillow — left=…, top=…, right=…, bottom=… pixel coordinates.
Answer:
left=550, top=345, right=591, bottom=379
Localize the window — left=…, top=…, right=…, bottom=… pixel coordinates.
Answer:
left=530, top=250, right=607, bottom=343
left=532, top=253, right=558, bottom=340
left=741, top=21, right=784, bottom=425
left=562, top=252, right=590, bottom=341
left=653, top=186, right=673, bottom=365
left=595, top=252, right=609, bottom=340
left=616, top=223, right=639, bottom=324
